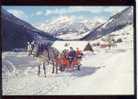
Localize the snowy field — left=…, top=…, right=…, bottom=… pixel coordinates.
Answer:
left=2, top=42, right=134, bottom=95
left=2, top=25, right=134, bottom=95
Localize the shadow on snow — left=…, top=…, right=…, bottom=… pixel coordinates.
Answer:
left=70, top=66, right=104, bottom=77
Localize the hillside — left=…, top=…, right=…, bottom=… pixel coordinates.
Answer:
left=81, top=7, right=133, bottom=40
left=1, top=9, right=58, bottom=51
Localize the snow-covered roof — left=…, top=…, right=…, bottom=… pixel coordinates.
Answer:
left=52, top=41, right=89, bottom=52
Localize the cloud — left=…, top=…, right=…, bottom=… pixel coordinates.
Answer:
left=39, top=6, right=128, bottom=17
left=71, top=15, right=107, bottom=23
left=35, top=11, right=44, bottom=16
left=44, top=8, right=68, bottom=16
left=103, top=6, right=128, bottom=15
left=69, top=6, right=104, bottom=13
left=7, top=9, right=28, bottom=20
left=69, top=6, right=127, bottom=14
left=92, top=16, right=107, bottom=23
left=45, top=10, right=52, bottom=15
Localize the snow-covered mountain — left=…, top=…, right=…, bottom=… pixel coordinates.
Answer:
left=81, top=7, right=133, bottom=40
left=36, top=16, right=103, bottom=40
left=1, top=9, right=59, bottom=51
left=36, top=7, right=133, bottom=41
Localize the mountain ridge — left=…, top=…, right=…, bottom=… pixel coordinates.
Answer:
left=1, top=8, right=60, bottom=51
left=81, top=6, right=133, bottom=40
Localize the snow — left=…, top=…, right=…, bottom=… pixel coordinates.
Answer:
left=35, top=16, right=104, bottom=39
left=57, top=31, right=90, bottom=40
left=82, top=7, right=133, bottom=40
left=61, top=47, right=134, bottom=95
left=2, top=24, right=134, bottom=95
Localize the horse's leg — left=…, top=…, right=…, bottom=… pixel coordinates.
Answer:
left=55, top=62, right=58, bottom=74
left=28, top=50, right=31, bottom=56
left=38, top=64, right=41, bottom=76
left=46, top=48, right=50, bottom=64
left=52, top=60, right=55, bottom=74
left=43, top=62, right=46, bottom=77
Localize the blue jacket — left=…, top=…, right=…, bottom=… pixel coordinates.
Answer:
left=68, top=50, right=76, bottom=58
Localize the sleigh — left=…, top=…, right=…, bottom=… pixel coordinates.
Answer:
left=56, top=58, right=81, bottom=72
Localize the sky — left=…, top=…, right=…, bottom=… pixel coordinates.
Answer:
left=2, top=6, right=129, bottom=26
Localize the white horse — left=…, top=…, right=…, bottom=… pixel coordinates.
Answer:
left=30, top=43, right=60, bottom=77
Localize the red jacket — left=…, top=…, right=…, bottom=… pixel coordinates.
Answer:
left=76, top=49, right=82, bottom=56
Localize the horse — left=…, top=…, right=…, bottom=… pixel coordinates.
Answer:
left=28, top=42, right=60, bottom=77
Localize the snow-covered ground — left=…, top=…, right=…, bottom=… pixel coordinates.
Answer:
left=2, top=25, right=134, bottom=95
